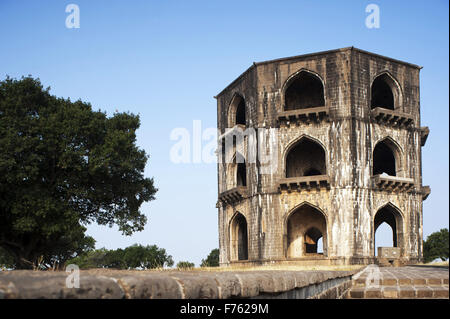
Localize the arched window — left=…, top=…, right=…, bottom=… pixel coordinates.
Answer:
left=284, top=71, right=324, bottom=111
left=373, top=204, right=404, bottom=256
left=287, top=204, right=327, bottom=258
left=285, top=137, right=326, bottom=178
left=237, top=162, right=246, bottom=187
left=228, top=94, right=246, bottom=127
left=373, top=138, right=401, bottom=176
left=235, top=99, right=246, bottom=125
left=234, top=152, right=246, bottom=187
left=230, top=213, right=248, bottom=261
left=371, top=73, right=401, bottom=110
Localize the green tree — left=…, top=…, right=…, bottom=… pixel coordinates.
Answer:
left=67, top=244, right=174, bottom=269
left=177, top=261, right=195, bottom=269
left=423, top=228, right=449, bottom=263
left=122, top=244, right=174, bottom=269
left=200, top=248, right=219, bottom=267
left=68, top=248, right=113, bottom=269
left=0, top=76, right=157, bottom=269
left=0, top=247, right=15, bottom=269
left=104, top=248, right=127, bottom=269
left=38, top=225, right=96, bottom=270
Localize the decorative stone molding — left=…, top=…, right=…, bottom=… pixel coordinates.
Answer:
left=370, top=107, right=414, bottom=127
left=279, top=175, right=330, bottom=192
left=371, top=175, right=414, bottom=192
left=218, top=186, right=248, bottom=205
left=278, top=106, right=329, bottom=125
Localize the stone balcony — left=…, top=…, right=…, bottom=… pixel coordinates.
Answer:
left=218, top=186, right=248, bottom=205
left=279, top=175, right=330, bottom=192
left=420, top=126, right=429, bottom=146
left=278, top=106, right=329, bottom=125
left=371, top=174, right=415, bottom=192
left=370, top=107, right=414, bottom=127
left=421, top=185, right=431, bottom=200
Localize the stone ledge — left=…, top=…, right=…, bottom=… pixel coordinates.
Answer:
left=420, top=126, right=429, bottom=146
left=278, top=106, right=329, bottom=125
left=370, top=107, right=414, bottom=127
left=279, top=175, right=330, bottom=192
left=421, top=186, right=431, bottom=200
left=0, top=269, right=358, bottom=299
left=218, top=186, right=248, bottom=205
left=371, top=174, right=415, bottom=192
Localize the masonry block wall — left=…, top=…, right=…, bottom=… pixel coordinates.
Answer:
left=216, top=47, right=430, bottom=266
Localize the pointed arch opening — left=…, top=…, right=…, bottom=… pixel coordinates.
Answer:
left=286, top=203, right=327, bottom=258
left=230, top=212, right=248, bottom=261
left=373, top=204, right=404, bottom=256
left=284, top=71, right=325, bottom=111
left=373, top=138, right=402, bottom=177
left=233, top=152, right=247, bottom=187
left=235, top=99, right=246, bottom=125
left=236, top=162, right=246, bottom=187
left=285, top=137, right=326, bottom=178
left=228, top=94, right=246, bottom=127
left=371, top=73, right=401, bottom=110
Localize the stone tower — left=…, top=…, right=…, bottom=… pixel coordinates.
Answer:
left=215, top=47, right=430, bottom=266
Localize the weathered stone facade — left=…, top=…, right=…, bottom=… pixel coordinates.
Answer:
left=216, top=47, right=430, bottom=266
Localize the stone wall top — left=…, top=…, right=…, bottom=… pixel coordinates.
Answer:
left=0, top=269, right=359, bottom=299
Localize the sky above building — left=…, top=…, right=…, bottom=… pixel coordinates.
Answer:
left=0, top=0, right=448, bottom=266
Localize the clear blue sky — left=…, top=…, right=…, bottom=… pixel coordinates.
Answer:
left=0, top=0, right=448, bottom=266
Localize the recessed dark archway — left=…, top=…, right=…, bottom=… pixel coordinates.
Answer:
left=233, top=152, right=246, bottom=187
left=230, top=213, right=248, bottom=261
left=235, top=99, right=246, bottom=125
left=285, top=137, right=326, bottom=178
left=373, top=204, right=404, bottom=256
left=373, top=138, right=401, bottom=176
left=284, top=71, right=325, bottom=111
left=371, top=73, right=400, bottom=110
left=237, top=162, right=246, bottom=187
left=286, top=203, right=327, bottom=258
left=228, top=94, right=246, bottom=127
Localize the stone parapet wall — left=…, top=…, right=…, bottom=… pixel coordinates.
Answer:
left=0, top=269, right=358, bottom=299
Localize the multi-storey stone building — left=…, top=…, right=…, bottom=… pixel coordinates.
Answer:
left=215, top=47, right=430, bottom=266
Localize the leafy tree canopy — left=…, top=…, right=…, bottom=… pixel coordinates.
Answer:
left=0, top=76, right=157, bottom=269
left=0, top=247, right=15, bottom=269
left=176, top=261, right=195, bottom=269
left=68, top=244, right=174, bottom=269
left=200, top=248, right=219, bottom=267
left=423, top=228, right=449, bottom=263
